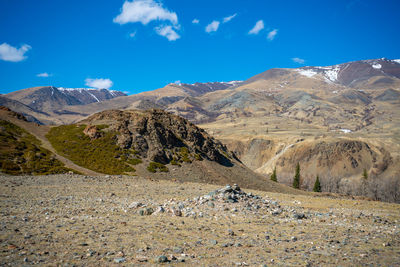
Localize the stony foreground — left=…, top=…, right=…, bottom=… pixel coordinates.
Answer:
left=0, top=174, right=399, bottom=266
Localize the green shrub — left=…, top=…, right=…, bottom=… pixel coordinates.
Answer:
left=179, top=147, right=192, bottom=163
left=170, top=158, right=181, bottom=166
left=194, top=153, right=203, bottom=161
left=362, top=168, right=368, bottom=179
left=127, top=158, right=142, bottom=165
left=147, top=162, right=169, bottom=173
left=96, top=124, right=110, bottom=130
left=46, top=124, right=137, bottom=175
left=0, top=120, right=73, bottom=175
left=293, top=162, right=301, bottom=189
left=270, top=167, right=277, bottom=182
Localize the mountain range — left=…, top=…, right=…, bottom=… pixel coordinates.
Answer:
left=1, top=57, right=399, bottom=201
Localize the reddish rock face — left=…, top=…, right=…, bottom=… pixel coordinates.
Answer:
left=83, top=125, right=102, bottom=139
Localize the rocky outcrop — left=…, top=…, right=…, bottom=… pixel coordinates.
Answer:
left=83, top=125, right=102, bottom=139
left=80, top=109, right=237, bottom=166
left=0, top=106, right=27, bottom=121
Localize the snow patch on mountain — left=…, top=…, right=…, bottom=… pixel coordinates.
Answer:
left=393, top=59, right=400, bottom=64
left=324, top=66, right=340, bottom=82
left=372, top=63, right=382, bottom=69
left=340, top=129, right=352, bottom=134
left=297, top=69, right=317, bottom=78
left=58, top=87, right=100, bottom=92
left=225, top=80, right=243, bottom=85
left=189, top=81, right=242, bottom=86
left=87, top=92, right=100, bottom=102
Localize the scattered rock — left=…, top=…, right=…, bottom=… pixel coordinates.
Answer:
left=139, top=208, right=154, bottom=216
left=210, top=239, right=218, bottom=245
left=156, top=255, right=168, bottom=263
left=114, top=257, right=126, bottom=263
left=173, top=247, right=183, bottom=253
left=129, top=202, right=143, bottom=209
left=294, top=213, right=306, bottom=220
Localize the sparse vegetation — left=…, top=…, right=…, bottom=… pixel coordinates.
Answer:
left=96, top=124, right=110, bottom=130
left=127, top=158, right=142, bottom=165
left=270, top=167, right=277, bottom=182
left=0, top=120, right=72, bottom=175
left=170, top=147, right=204, bottom=164
left=147, top=161, right=169, bottom=173
left=170, top=157, right=181, bottom=166
left=179, top=147, right=192, bottom=163
left=194, top=153, right=203, bottom=161
left=293, top=162, right=301, bottom=189
left=46, top=124, right=137, bottom=175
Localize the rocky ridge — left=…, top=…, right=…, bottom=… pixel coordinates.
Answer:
left=80, top=109, right=237, bottom=166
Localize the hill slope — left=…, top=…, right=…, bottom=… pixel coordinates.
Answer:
left=46, top=108, right=299, bottom=194
left=0, top=107, right=72, bottom=175
left=3, top=58, right=400, bottom=199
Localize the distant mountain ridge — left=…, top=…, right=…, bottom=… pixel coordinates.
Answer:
left=296, top=58, right=400, bottom=87
left=1, top=58, right=400, bottom=126
left=1, top=57, right=399, bottom=200
left=58, top=87, right=126, bottom=104
left=5, top=86, right=126, bottom=110
left=179, top=81, right=243, bottom=95
left=1, top=86, right=127, bottom=124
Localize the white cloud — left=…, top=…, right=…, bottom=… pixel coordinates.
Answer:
left=267, top=29, right=278, bottom=41
left=85, top=78, right=113, bottom=89
left=0, top=43, right=31, bottom=62
left=113, top=0, right=178, bottom=25
left=192, top=18, right=199, bottom=24
left=223, top=13, right=237, bottom=23
left=37, top=72, right=51, bottom=77
left=155, top=25, right=180, bottom=41
left=205, top=20, right=220, bottom=33
left=129, top=31, right=137, bottom=38
left=292, top=57, right=305, bottom=64
left=248, top=20, right=264, bottom=35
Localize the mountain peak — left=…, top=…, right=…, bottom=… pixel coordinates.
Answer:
left=294, top=58, right=400, bottom=87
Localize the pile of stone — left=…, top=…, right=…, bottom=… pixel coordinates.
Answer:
left=132, top=184, right=300, bottom=219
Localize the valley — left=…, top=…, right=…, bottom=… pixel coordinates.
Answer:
left=1, top=58, right=399, bottom=202
left=2, top=1, right=400, bottom=266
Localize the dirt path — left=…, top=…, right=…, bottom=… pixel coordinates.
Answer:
left=255, top=143, right=294, bottom=174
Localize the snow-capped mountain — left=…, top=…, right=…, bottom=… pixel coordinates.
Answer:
left=57, top=87, right=126, bottom=104
left=179, top=81, right=243, bottom=95
left=5, top=86, right=127, bottom=113
left=296, top=58, right=400, bottom=87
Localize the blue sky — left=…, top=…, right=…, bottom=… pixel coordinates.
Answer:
left=0, top=0, right=399, bottom=94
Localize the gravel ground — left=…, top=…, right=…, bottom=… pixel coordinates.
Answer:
left=1, top=174, right=399, bottom=266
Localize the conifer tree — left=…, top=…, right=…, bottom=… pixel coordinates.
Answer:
left=293, top=162, right=300, bottom=189
left=313, top=175, right=321, bottom=192
left=270, top=167, right=277, bottom=182
left=362, top=168, right=368, bottom=180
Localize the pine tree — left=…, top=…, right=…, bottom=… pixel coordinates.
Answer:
left=362, top=168, right=368, bottom=180
left=313, top=175, right=321, bottom=192
left=270, top=167, right=277, bottom=182
left=293, top=162, right=300, bottom=189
